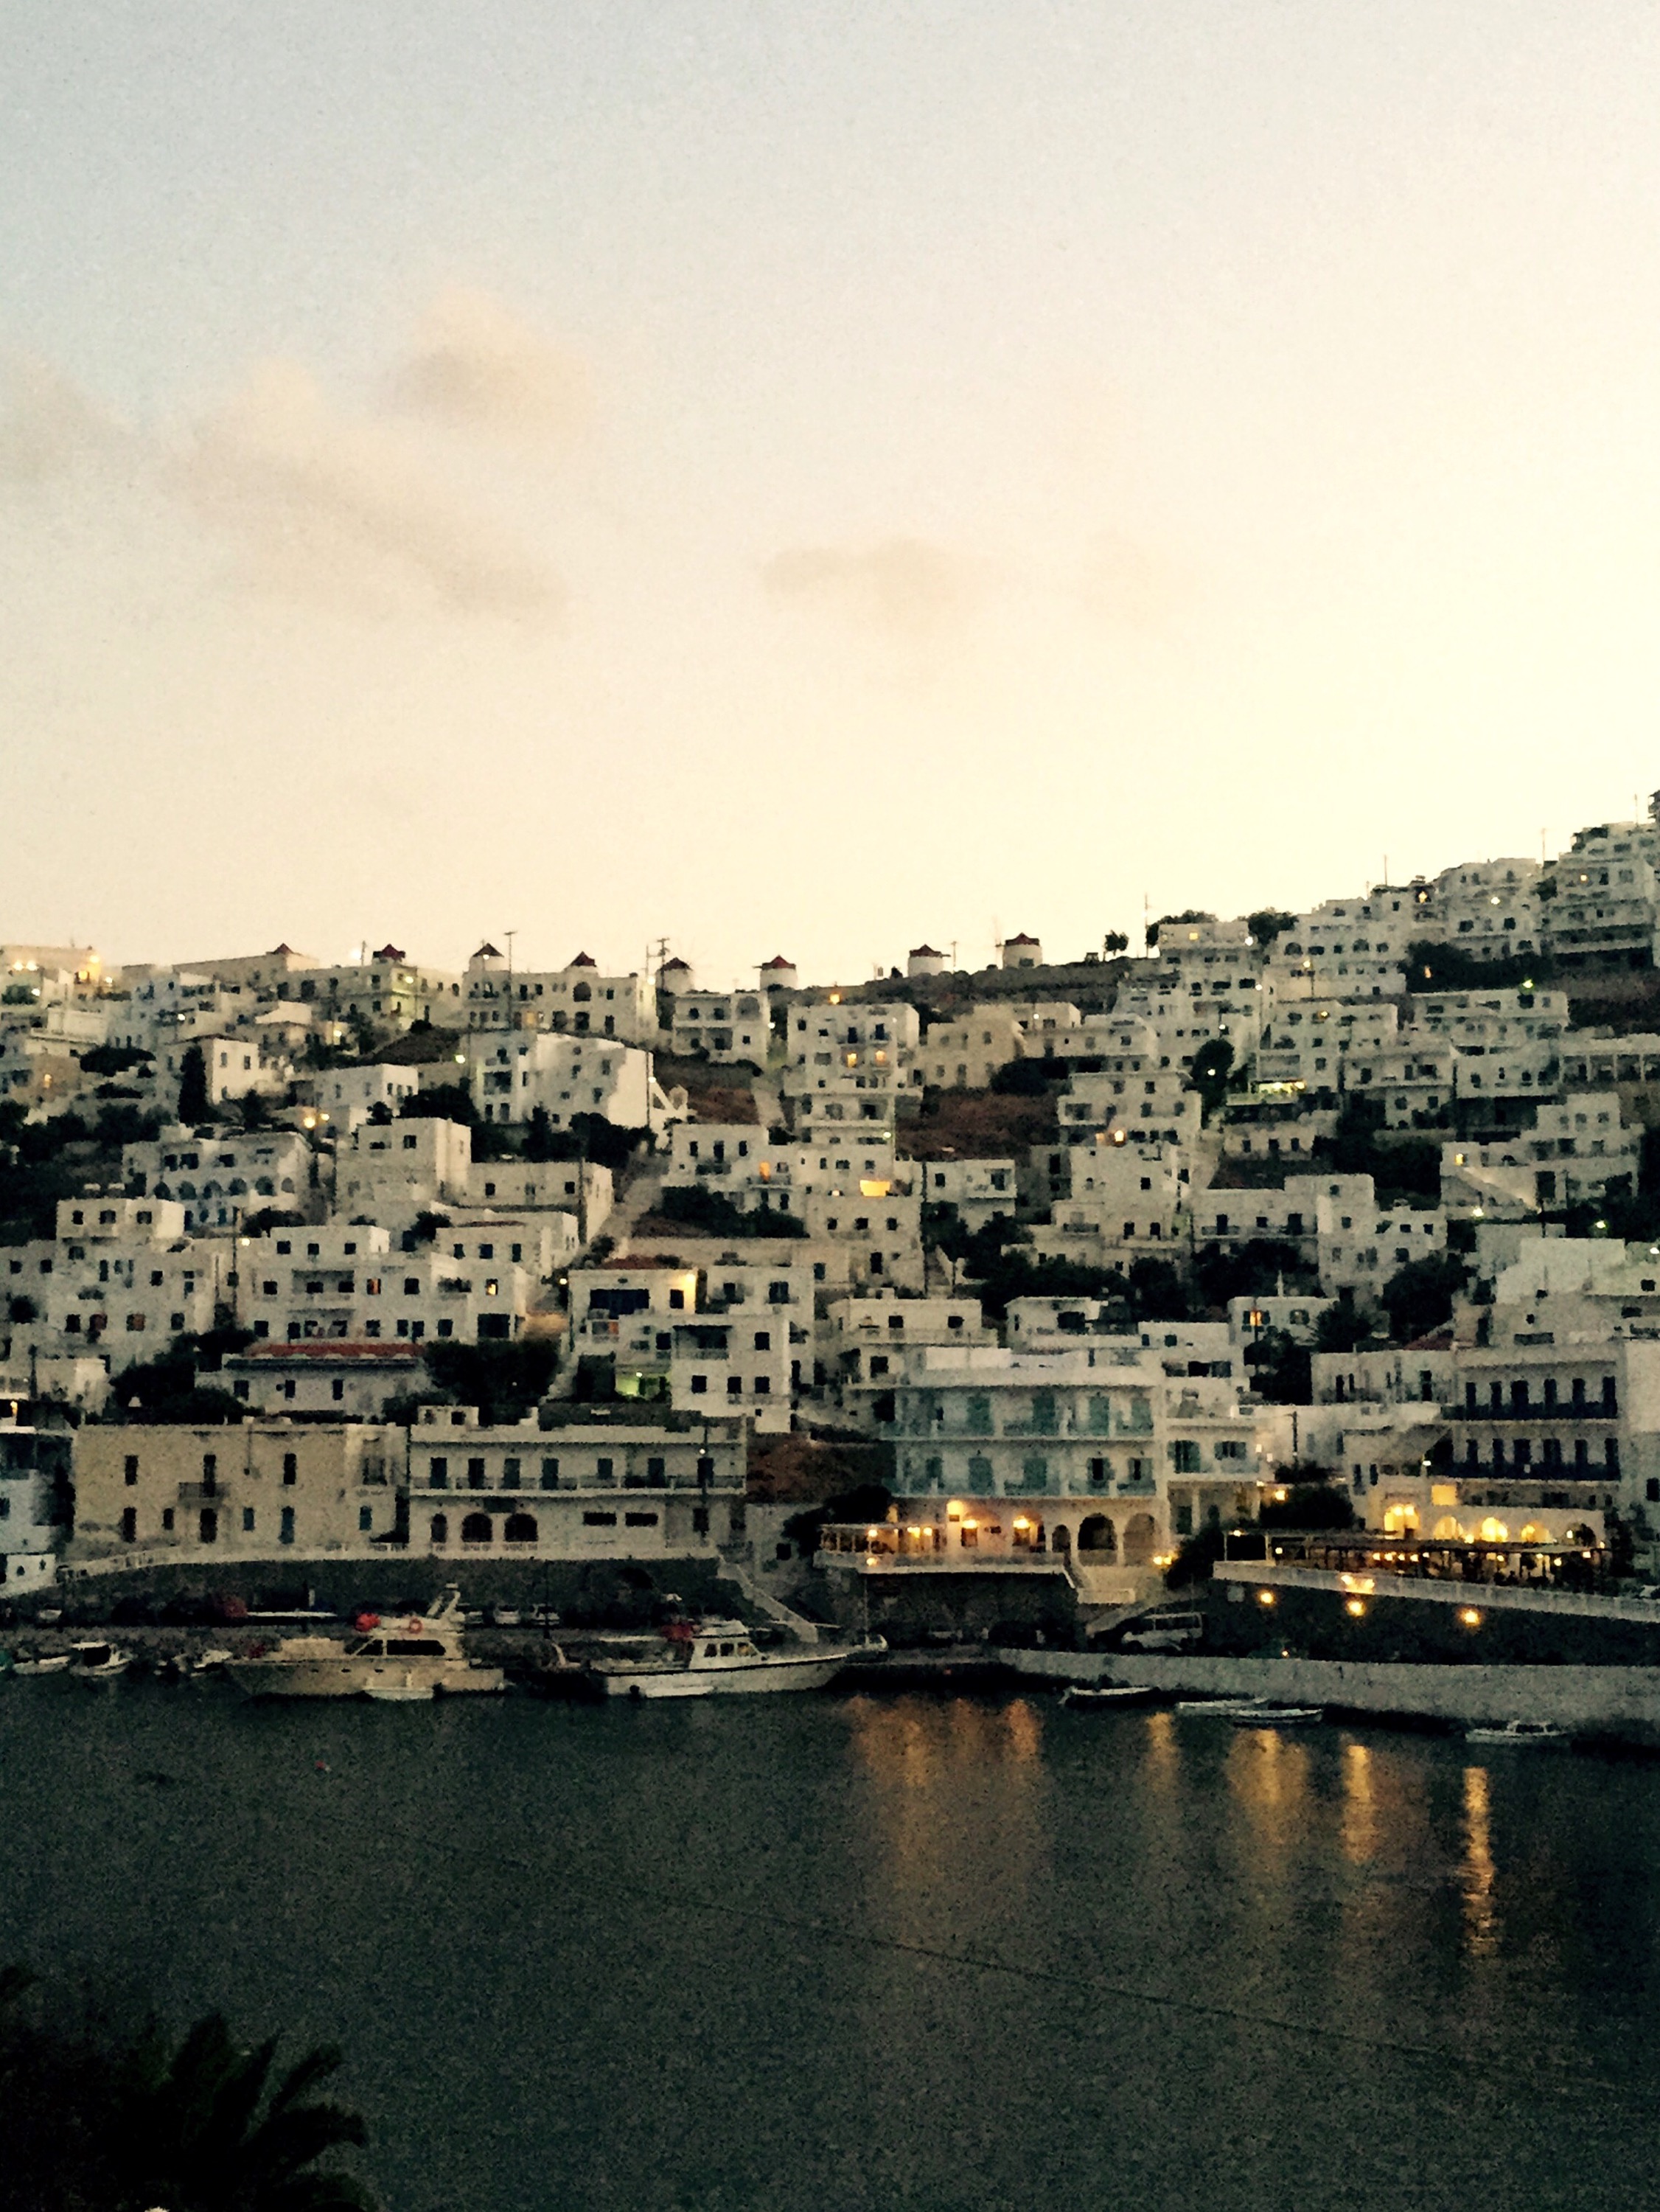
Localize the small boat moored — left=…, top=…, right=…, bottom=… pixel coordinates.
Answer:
left=1230, top=1705, right=1325, bottom=1728
left=1467, top=1718, right=1569, bottom=1746
left=10, top=1652, right=72, bottom=1677
left=1176, top=1696, right=1272, bottom=1718
left=1062, top=1683, right=1158, bottom=1710
left=69, top=1641, right=132, bottom=1683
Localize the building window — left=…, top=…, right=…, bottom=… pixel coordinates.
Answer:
left=199, top=1507, right=218, bottom=1545
left=503, top=1457, right=522, bottom=1489
left=161, top=1507, right=175, bottom=1531
left=243, top=1506, right=256, bottom=1532
left=467, top=1457, right=487, bottom=1490
left=120, top=1506, right=136, bottom=1543
left=540, top=1457, right=559, bottom=1491
left=582, top=1510, right=618, bottom=1527
left=124, top=1454, right=139, bottom=1486
left=596, top=1456, right=614, bottom=1484
left=280, top=1506, right=296, bottom=1545
left=282, top=1453, right=298, bottom=1486
left=430, top=1512, right=449, bottom=1544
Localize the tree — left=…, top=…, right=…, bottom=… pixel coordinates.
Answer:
left=1315, top=1295, right=1375, bottom=1354
left=1125, top=1256, right=1189, bottom=1321
left=422, top=1340, right=559, bottom=1425
left=1102, top=931, right=1131, bottom=955
left=1193, top=1238, right=1312, bottom=1308
left=651, top=1185, right=808, bottom=1239
left=399, top=1083, right=475, bottom=1124
left=178, top=1043, right=209, bottom=1125
left=525, top=1105, right=557, bottom=1162
left=1247, top=909, right=1298, bottom=948
left=988, top=1057, right=1053, bottom=1096
left=0, top=1964, right=380, bottom=2212
left=1241, top=1325, right=1311, bottom=1404
left=1188, top=1037, right=1235, bottom=1121
left=1260, top=1481, right=1356, bottom=1531
left=1380, top=1251, right=1469, bottom=1343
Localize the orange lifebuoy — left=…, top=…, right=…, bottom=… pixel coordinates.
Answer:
left=403, top=1616, right=424, bottom=1635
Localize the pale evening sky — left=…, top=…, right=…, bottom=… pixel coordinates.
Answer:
left=4, top=1, right=1660, bottom=987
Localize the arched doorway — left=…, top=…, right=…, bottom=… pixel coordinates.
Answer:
left=430, top=1513, right=449, bottom=1545
left=1078, top=1514, right=1116, bottom=1556
left=461, top=1512, right=492, bottom=1545
left=503, top=1513, right=538, bottom=1545
left=1051, top=1523, right=1071, bottom=1555
left=1122, top=1514, right=1158, bottom=1565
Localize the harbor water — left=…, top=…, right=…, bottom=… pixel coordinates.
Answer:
left=4, top=1678, right=1660, bottom=2212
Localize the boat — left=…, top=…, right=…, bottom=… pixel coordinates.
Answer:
left=1176, top=1696, right=1273, bottom=1718
left=1062, top=1683, right=1158, bottom=1710
left=192, top=1648, right=234, bottom=1674
left=585, top=1618, right=859, bottom=1700
left=362, top=1680, right=438, bottom=1703
left=69, top=1641, right=132, bottom=1682
left=11, top=1652, right=72, bottom=1677
left=1230, top=1705, right=1325, bottom=1728
left=223, top=1587, right=504, bottom=1700
left=1466, top=1718, right=1569, bottom=1745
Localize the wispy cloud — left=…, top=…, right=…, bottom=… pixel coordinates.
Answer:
left=170, top=361, right=562, bottom=622
left=761, top=536, right=977, bottom=639
left=388, top=289, right=593, bottom=447
left=0, top=355, right=126, bottom=485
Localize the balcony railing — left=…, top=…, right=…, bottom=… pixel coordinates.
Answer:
left=1452, top=1402, right=1617, bottom=1422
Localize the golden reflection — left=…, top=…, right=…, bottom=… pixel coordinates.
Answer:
left=1226, top=1725, right=1314, bottom=1848
left=1339, top=1740, right=1377, bottom=1865
left=1004, top=1697, right=1041, bottom=1764
left=843, top=1697, right=1053, bottom=1935
left=1460, top=1764, right=1500, bottom=1958
left=1143, top=1707, right=1179, bottom=1792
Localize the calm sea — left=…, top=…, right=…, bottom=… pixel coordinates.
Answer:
left=2, top=1679, right=1659, bottom=2212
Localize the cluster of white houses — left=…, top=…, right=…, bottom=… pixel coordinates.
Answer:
left=11, top=796, right=1660, bottom=1598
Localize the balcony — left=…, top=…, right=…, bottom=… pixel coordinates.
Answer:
left=1452, top=1402, right=1617, bottom=1422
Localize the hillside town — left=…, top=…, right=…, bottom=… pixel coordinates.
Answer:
left=9, top=793, right=1660, bottom=1636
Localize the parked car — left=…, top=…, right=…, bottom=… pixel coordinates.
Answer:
left=1120, top=1611, right=1204, bottom=1653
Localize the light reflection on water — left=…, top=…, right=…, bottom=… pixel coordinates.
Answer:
left=2, top=1683, right=1659, bottom=2212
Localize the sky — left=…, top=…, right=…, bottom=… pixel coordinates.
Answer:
left=4, top=1, right=1660, bottom=989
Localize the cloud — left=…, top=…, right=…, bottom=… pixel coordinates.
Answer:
left=171, top=360, right=562, bottom=621
left=761, top=536, right=977, bottom=639
left=0, top=355, right=125, bottom=485
left=388, top=289, right=592, bottom=445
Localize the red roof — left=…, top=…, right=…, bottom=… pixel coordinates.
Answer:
left=660, top=956, right=691, bottom=973
left=472, top=942, right=503, bottom=960
left=372, top=943, right=405, bottom=962
left=1005, top=932, right=1040, bottom=946
left=761, top=955, right=795, bottom=970
left=567, top=951, right=597, bottom=967
left=910, top=945, right=943, bottom=958
left=226, top=1343, right=422, bottom=1366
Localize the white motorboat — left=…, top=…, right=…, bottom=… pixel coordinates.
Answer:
left=1062, top=1683, right=1157, bottom=1710
left=1230, top=1705, right=1325, bottom=1728
left=10, top=1652, right=72, bottom=1677
left=1466, top=1718, right=1569, bottom=1745
left=192, top=1648, right=234, bottom=1674
left=587, top=1618, right=859, bottom=1700
left=224, top=1587, right=504, bottom=1700
left=69, top=1641, right=132, bottom=1682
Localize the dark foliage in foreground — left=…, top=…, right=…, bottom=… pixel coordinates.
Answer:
left=0, top=1964, right=380, bottom=2212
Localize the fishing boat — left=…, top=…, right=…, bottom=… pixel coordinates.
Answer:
left=10, top=1651, right=72, bottom=1677
left=69, top=1641, right=132, bottom=1683
left=1230, top=1705, right=1325, bottom=1728
left=224, top=1587, right=503, bottom=1700
left=1466, top=1718, right=1568, bottom=1746
left=1062, top=1683, right=1157, bottom=1710
left=586, top=1618, right=858, bottom=1700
